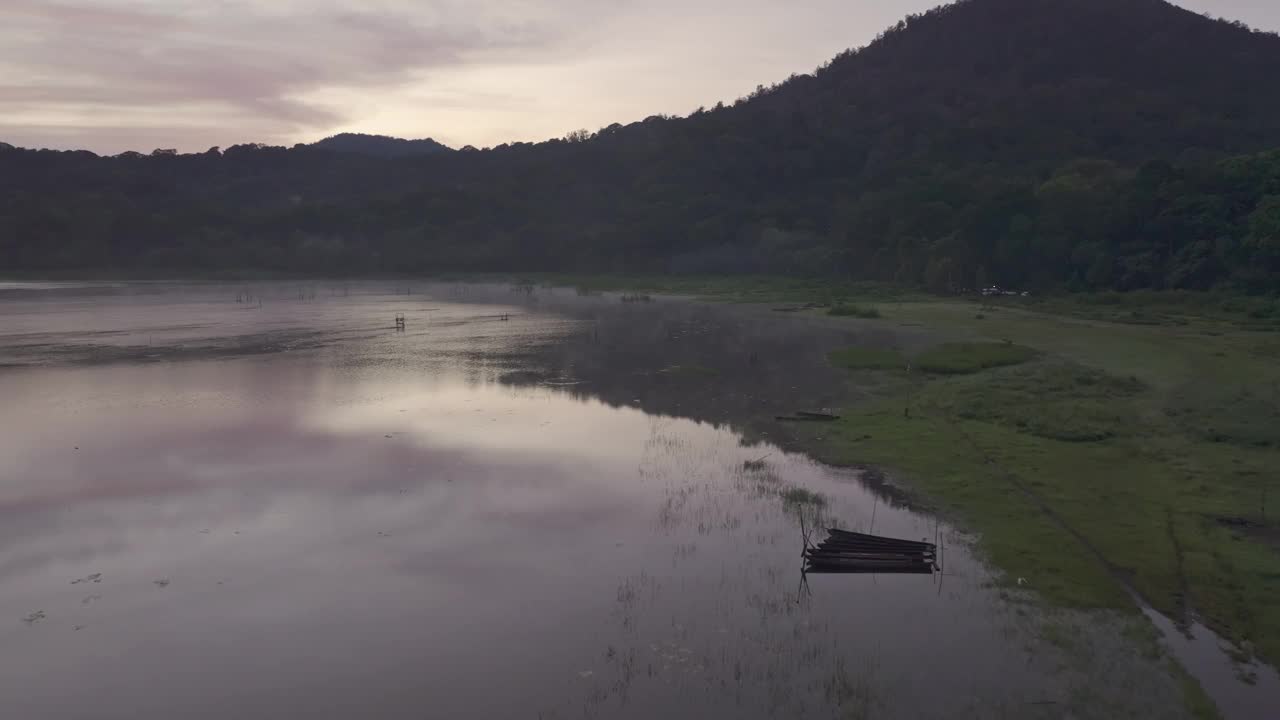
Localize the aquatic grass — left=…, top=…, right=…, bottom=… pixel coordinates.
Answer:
left=822, top=656, right=881, bottom=720
left=734, top=458, right=827, bottom=520
left=914, top=341, right=1038, bottom=374
left=732, top=460, right=789, bottom=508
left=743, top=467, right=783, bottom=490
left=781, top=485, right=827, bottom=509
left=733, top=479, right=832, bottom=530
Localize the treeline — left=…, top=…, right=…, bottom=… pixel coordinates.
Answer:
left=832, top=150, right=1280, bottom=293
left=2, top=0, right=1280, bottom=293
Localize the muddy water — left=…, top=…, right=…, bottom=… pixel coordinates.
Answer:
left=0, top=282, right=1189, bottom=719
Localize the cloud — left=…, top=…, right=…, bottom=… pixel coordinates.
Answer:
left=10, top=0, right=1275, bottom=154
left=4, top=0, right=184, bottom=30
left=0, top=0, right=573, bottom=151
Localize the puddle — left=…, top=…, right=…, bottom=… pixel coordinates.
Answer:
left=1141, top=605, right=1280, bottom=720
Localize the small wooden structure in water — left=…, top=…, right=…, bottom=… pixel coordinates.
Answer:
left=394, top=313, right=406, bottom=331
left=804, top=528, right=937, bottom=574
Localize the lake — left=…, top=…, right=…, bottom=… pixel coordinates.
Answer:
left=0, top=281, right=1192, bottom=719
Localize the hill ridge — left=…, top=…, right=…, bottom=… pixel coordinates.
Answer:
left=2, top=0, right=1280, bottom=292
left=308, top=132, right=453, bottom=157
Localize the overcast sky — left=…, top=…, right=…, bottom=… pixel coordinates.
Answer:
left=2, top=0, right=1276, bottom=154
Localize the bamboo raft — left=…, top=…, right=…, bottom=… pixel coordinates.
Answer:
left=804, top=528, right=937, bottom=574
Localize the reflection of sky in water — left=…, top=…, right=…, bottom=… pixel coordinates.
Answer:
left=0, top=285, right=1195, bottom=720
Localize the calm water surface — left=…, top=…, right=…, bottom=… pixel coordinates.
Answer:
left=0, top=282, right=1188, bottom=719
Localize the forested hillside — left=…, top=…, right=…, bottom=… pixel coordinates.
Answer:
left=3, top=0, right=1280, bottom=291
left=308, top=134, right=453, bottom=158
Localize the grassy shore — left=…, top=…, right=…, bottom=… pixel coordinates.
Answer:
left=815, top=301, right=1279, bottom=670
left=534, top=274, right=1280, bottom=673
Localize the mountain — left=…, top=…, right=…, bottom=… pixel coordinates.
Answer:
left=3, top=0, right=1280, bottom=291
left=308, top=133, right=452, bottom=157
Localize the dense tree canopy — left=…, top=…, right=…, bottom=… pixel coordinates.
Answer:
left=308, top=133, right=453, bottom=158
left=3, top=0, right=1280, bottom=292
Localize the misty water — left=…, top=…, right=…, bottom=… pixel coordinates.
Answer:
left=0, top=282, right=1202, bottom=719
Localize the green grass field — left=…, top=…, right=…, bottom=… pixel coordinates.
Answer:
left=813, top=300, right=1280, bottom=670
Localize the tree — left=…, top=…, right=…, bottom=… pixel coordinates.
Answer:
left=1246, top=195, right=1280, bottom=269
left=974, top=264, right=989, bottom=290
